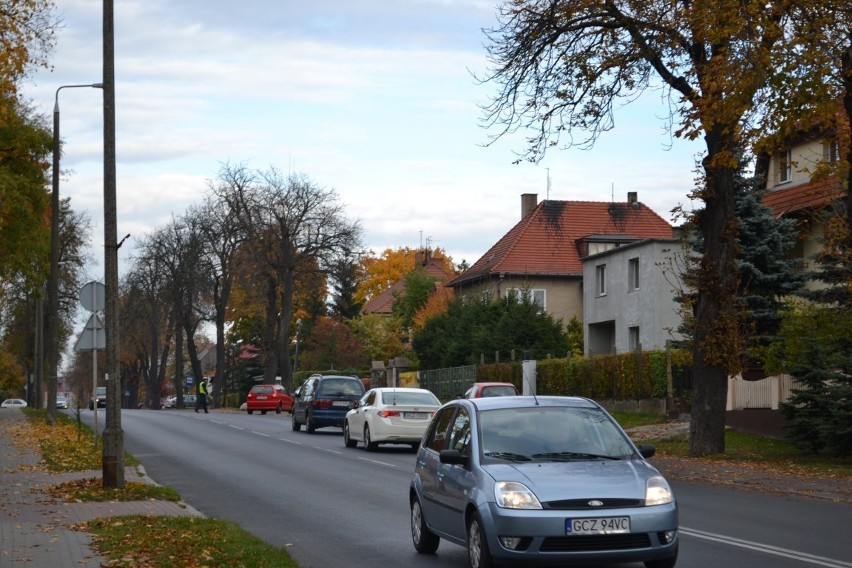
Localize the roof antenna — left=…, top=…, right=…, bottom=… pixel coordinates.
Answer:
left=611, top=182, right=614, bottom=202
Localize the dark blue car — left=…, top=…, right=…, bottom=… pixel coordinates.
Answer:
left=291, top=374, right=366, bottom=433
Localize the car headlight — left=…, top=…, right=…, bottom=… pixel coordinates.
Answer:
left=495, top=481, right=542, bottom=509
left=645, top=476, right=673, bottom=506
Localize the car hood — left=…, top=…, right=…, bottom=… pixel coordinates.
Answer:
left=482, top=459, right=659, bottom=501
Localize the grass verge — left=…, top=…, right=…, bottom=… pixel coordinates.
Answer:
left=20, top=408, right=300, bottom=568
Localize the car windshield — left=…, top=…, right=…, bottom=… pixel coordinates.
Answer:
left=317, top=379, right=363, bottom=396
left=382, top=391, right=439, bottom=406
left=478, top=406, right=636, bottom=462
left=96, top=387, right=106, bottom=396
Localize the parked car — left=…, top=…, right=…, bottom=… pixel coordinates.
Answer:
left=464, top=382, right=520, bottom=399
left=89, top=386, right=107, bottom=410
left=344, top=388, right=441, bottom=451
left=183, top=394, right=197, bottom=408
left=246, top=384, right=293, bottom=414
left=1, top=398, right=27, bottom=409
left=291, top=374, right=366, bottom=433
left=56, top=396, right=69, bottom=409
left=410, top=396, right=678, bottom=568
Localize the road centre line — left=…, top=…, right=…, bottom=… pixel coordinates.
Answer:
left=228, top=425, right=244, bottom=430
left=680, top=527, right=852, bottom=568
left=251, top=431, right=270, bottom=437
left=278, top=438, right=303, bottom=445
left=357, top=456, right=397, bottom=468
left=317, top=447, right=342, bottom=455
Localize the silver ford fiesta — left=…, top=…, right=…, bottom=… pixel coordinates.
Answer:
left=410, top=396, right=678, bottom=568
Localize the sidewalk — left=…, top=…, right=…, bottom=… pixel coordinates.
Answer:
left=0, top=408, right=201, bottom=567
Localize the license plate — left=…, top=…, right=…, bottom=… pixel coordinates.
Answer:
left=332, top=401, right=350, bottom=407
left=566, top=516, right=630, bottom=535
left=403, top=412, right=429, bottom=419
left=257, top=396, right=267, bottom=400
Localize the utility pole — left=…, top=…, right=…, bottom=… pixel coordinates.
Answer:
left=102, top=0, right=124, bottom=489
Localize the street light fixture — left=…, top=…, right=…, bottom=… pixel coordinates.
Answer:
left=47, top=82, right=102, bottom=426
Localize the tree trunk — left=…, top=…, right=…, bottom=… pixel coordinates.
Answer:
left=689, top=129, right=741, bottom=456
left=262, top=275, right=279, bottom=383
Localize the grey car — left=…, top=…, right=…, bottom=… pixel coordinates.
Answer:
left=410, top=396, right=678, bottom=568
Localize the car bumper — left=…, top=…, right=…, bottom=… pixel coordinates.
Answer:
left=369, top=420, right=429, bottom=443
left=479, top=501, right=678, bottom=565
left=309, top=409, right=350, bottom=428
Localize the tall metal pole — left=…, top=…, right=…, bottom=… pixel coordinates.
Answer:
left=49, top=83, right=101, bottom=426
left=102, top=0, right=124, bottom=488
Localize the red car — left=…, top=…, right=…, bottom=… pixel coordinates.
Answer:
left=246, top=384, right=293, bottom=414
left=463, top=382, right=520, bottom=399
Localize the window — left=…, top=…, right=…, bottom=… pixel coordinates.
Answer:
left=596, top=264, right=606, bottom=296
left=778, top=148, right=792, bottom=183
left=507, top=288, right=546, bottom=311
left=629, top=326, right=640, bottom=351
left=448, top=409, right=471, bottom=456
left=824, top=140, right=839, bottom=163
left=628, top=257, right=639, bottom=292
left=588, top=242, right=617, bottom=256
left=425, top=407, right=456, bottom=453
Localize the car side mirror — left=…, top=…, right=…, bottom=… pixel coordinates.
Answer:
left=439, top=449, right=468, bottom=465
left=350, top=401, right=359, bottom=409
left=637, top=444, right=656, bottom=459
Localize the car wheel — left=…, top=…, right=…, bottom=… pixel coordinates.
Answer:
left=644, top=547, right=678, bottom=568
left=306, top=412, right=316, bottom=433
left=364, top=425, right=378, bottom=451
left=410, top=442, right=420, bottom=451
left=247, top=409, right=254, bottom=415
left=411, top=495, right=439, bottom=554
left=261, top=410, right=267, bottom=415
left=275, top=404, right=282, bottom=414
left=468, top=511, right=494, bottom=568
left=343, top=421, right=357, bottom=448
left=291, top=413, right=301, bottom=432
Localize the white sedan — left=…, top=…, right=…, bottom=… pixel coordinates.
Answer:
left=344, top=388, right=441, bottom=451
left=1, top=398, right=27, bottom=408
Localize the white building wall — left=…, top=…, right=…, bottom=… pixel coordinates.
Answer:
left=583, top=240, right=687, bottom=355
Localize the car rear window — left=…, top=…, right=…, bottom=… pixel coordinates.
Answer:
left=317, top=378, right=364, bottom=396
left=383, top=392, right=439, bottom=405
left=252, top=386, right=273, bottom=394
left=482, top=386, right=518, bottom=397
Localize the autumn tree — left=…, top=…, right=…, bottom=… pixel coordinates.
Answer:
left=298, top=316, right=366, bottom=372
left=214, top=163, right=361, bottom=390
left=354, top=247, right=454, bottom=307
left=190, top=185, right=246, bottom=408
left=480, top=0, right=804, bottom=455
left=0, top=0, right=58, bottom=95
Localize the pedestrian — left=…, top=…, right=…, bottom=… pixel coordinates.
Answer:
left=195, top=378, right=209, bottom=413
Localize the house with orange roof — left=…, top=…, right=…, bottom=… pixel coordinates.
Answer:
left=445, top=193, right=675, bottom=329
left=361, top=249, right=456, bottom=316
left=759, top=131, right=845, bottom=292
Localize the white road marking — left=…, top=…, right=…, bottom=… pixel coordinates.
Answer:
left=680, top=527, right=852, bottom=568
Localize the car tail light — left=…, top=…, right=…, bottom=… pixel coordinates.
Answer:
left=312, top=399, right=333, bottom=408
left=378, top=410, right=401, bottom=418
left=247, top=393, right=254, bottom=400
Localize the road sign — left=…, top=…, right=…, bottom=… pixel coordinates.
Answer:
left=80, top=281, right=106, bottom=312
left=73, top=314, right=105, bottom=351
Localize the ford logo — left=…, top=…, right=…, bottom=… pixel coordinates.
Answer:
left=588, top=500, right=604, bottom=507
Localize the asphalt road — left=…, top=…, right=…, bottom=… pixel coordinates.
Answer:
left=78, top=409, right=852, bottom=568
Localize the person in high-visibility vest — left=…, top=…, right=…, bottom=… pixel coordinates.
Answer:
left=195, top=378, right=209, bottom=413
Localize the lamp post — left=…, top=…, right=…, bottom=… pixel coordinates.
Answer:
left=47, top=83, right=102, bottom=426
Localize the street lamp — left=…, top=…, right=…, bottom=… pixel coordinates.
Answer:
left=47, top=83, right=102, bottom=425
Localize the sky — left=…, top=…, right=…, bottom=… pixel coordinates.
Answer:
left=21, top=0, right=705, bottom=287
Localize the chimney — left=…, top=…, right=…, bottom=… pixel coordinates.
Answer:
left=627, top=191, right=638, bottom=208
left=521, top=193, right=538, bottom=219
